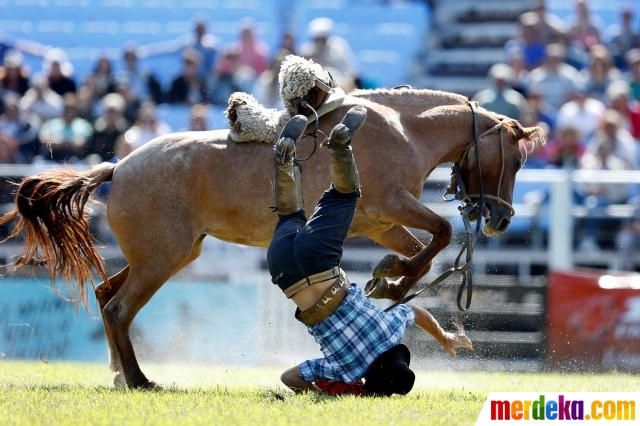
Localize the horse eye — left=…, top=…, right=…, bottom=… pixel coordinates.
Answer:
left=513, top=159, right=521, bottom=170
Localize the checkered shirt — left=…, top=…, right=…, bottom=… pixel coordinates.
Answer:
left=298, top=284, right=415, bottom=384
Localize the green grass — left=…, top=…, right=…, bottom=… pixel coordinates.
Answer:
left=0, top=361, right=638, bottom=426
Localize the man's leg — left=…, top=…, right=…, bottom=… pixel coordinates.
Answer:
left=268, top=115, right=311, bottom=289
left=273, top=115, right=308, bottom=215
left=293, top=106, right=368, bottom=275
left=325, top=105, right=367, bottom=194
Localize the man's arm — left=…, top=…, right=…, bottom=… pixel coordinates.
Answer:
left=408, top=304, right=473, bottom=357
left=280, top=366, right=322, bottom=394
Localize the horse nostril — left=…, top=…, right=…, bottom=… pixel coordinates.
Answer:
left=497, top=217, right=510, bottom=232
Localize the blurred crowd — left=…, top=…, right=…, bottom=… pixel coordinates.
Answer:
left=471, top=0, right=640, bottom=252
left=0, top=17, right=361, bottom=166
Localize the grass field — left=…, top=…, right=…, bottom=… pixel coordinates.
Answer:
left=1, top=361, right=638, bottom=426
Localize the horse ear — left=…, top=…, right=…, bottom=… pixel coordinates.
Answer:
left=510, top=120, right=548, bottom=151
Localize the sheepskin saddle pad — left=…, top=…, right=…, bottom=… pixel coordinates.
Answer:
left=226, top=55, right=345, bottom=144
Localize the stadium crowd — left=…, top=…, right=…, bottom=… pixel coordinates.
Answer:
left=0, top=16, right=361, bottom=166
left=472, top=0, right=640, bottom=252
left=1, top=0, right=640, bottom=253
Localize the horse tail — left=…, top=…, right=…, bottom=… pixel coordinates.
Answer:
left=0, top=162, right=116, bottom=307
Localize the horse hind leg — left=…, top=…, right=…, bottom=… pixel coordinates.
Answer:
left=101, top=236, right=204, bottom=389
left=94, top=266, right=129, bottom=386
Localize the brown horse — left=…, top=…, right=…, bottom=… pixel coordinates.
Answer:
left=0, top=88, right=545, bottom=388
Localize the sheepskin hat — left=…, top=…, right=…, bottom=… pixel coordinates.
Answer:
left=278, top=54, right=332, bottom=117
left=226, top=92, right=288, bottom=143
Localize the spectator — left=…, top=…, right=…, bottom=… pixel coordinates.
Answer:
left=38, top=93, right=93, bottom=162
left=278, top=30, right=296, bottom=57
left=544, top=124, right=585, bottom=169
left=566, top=0, right=603, bottom=53
left=76, top=83, right=98, bottom=123
left=586, top=109, right=637, bottom=169
left=231, top=19, right=269, bottom=77
left=299, top=17, right=360, bottom=89
left=532, top=0, right=566, bottom=44
left=114, top=76, right=142, bottom=125
left=0, top=51, right=30, bottom=97
left=604, top=4, right=640, bottom=70
left=624, top=48, right=640, bottom=100
left=253, top=51, right=288, bottom=110
left=88, top=93, right=128, bottom=161
left=580, top=44, right=622, bottom=102
left=187, top=18, right=220, bottom=78
left=556, top=82, right=605, bottom=141
left=19, top=74, right=64, bottom=123
left=505, top=12, right=547, bottom=71
left=473, top=63, right=526, bottom=120
left=0, top=92, right=39, bottom=163
left=507, top=50, right=529, bottom=95
left=117, top=46, right=163, bottom=104
left=167, top=48, right=208, bottom=105
left=207, top=50, right=255, bottom=105
left=89, top=55, right=116, bottom=98
left=526, top=43, right=582, bottom=109
left=123, top=102, right=171, bottom=150
left=134, top=17, right=220, bottom=79
left=43, top=48, right=77, bottom=96
left=579, top=135, right=633, bottom=251
left=607, top=80, right=640, bottom=139
left=187, top=104, right=208, bottom=131
left=524, top=86, right=557, bottom=136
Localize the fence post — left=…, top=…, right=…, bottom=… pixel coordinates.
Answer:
left=549, top=172, right=572, bottom=271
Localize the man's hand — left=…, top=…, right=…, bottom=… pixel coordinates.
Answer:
left=280, top=366, right=322, bottom=394
left=440, top=332, right=473, bottom=357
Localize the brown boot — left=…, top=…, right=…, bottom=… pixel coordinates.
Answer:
left=326, top=106, right=367, bottom=194
left=273, top=115, right=308, bottom=215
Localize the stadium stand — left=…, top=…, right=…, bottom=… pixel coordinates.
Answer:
left=0, top=0, right=428, bottom=89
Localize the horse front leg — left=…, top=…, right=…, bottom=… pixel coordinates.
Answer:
left=365, top=192, right=452, bottom=301
left=94, top=266, right=129, bottom=386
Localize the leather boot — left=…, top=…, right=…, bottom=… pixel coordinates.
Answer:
left=326, top=106, right=367, bottom=194
left=273, top=115, right=308, bottom=215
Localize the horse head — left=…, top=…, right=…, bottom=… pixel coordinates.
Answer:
left=456, top=107, right=547, bottom=236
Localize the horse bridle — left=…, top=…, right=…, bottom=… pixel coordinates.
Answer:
left=385, top=101, right=513, bottom=312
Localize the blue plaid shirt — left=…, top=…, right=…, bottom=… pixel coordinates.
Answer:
left=298, top=284, right=415, bottom=384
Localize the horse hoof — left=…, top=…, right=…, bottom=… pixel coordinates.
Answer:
left=373, top=254, right=402, bottom=278
left=113, top=373, right=126, bottom=388
left=142, top=380, right=163, bottom=391
left=364, top=277, right=389, bottom=299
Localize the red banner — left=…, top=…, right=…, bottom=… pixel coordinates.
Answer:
left=547, top=269, right=640, bottom=371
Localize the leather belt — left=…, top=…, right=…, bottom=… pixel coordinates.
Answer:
left=296, top=271, right=349, bottom=327
left=284, top=266, right=341, bottom=298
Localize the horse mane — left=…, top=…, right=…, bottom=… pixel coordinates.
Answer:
left=350, top=88, right=547, bottom=158
left=350, top=87, right=468, bottom=112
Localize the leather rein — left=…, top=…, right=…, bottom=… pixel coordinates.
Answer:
left=385, top=101, right=514, bottom=312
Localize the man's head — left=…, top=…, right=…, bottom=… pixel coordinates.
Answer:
left=308, top=17, right=333, bottom=48
left=545, top=43, right=566, bottom=71
left=123, top=46, right=138, bottom=70
left=488, top=63, right=513, bottom=92
left=625, top=48, right=640, bottom=77
left=62, top=93, right=78, bottom=124
left=364, top=344, right=415, bottom=397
